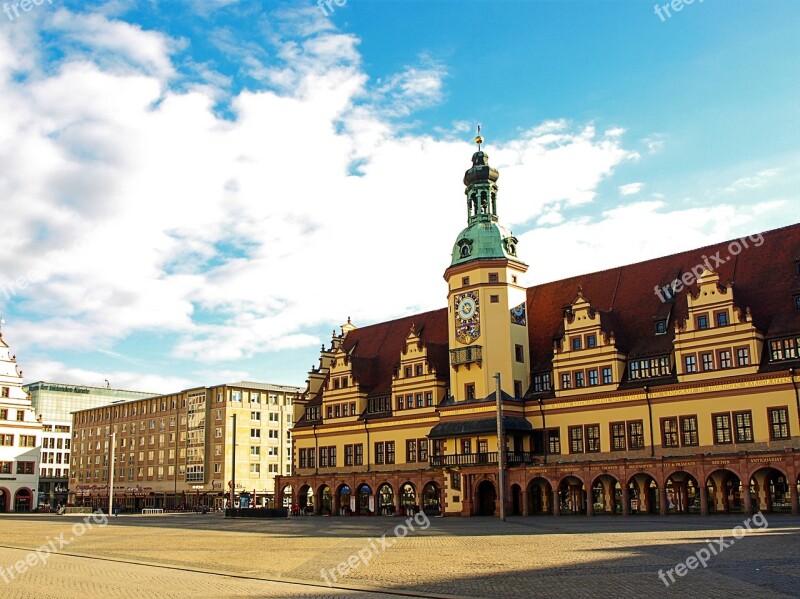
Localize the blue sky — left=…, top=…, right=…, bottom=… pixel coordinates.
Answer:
left=0, top=0, right=798, bottom=392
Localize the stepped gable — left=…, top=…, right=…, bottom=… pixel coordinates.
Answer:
left=526, top=223, right=800, bottom=372
left=341, top=308, right=449, bottom=396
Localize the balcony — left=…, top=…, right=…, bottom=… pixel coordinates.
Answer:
left=429, top=451, right=538, bottom=468
left=450, top=346, right=482, bottom=367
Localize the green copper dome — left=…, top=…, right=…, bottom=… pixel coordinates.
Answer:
left=449, top=149, right=520, bottom=267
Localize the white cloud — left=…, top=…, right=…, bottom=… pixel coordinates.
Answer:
left=619, top=182, right=643, bottom=196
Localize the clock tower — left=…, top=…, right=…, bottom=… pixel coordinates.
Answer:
left=444, top=136, right=530, bottom=402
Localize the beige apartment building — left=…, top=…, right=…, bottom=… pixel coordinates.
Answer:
left=70, top=381, right=302, bottom=511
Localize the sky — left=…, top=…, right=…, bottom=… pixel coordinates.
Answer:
left=0, top=0, right=798, bottom=393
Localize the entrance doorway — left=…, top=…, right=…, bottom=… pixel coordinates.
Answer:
left=477, top=480, right=496, bottom=516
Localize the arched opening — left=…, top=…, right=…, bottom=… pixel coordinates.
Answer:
left=337, top=484, right=352, bottom=516
left=476, top=480, right=496, bottom=516
left=422, top=482, right=441, bottom=516
left=590, top=475, right=620, bottom=515
left=627, top=474, right=660, bottom=515
left=297, top=485, right=313, bottom=514
left=14, top=488, right=32, bottom=512
left=377, top=483, right=394, bottom=516
left=0, top=488, right=8, bottom=513
left=557, top=476, right=586, bottom=515
left=705, top=469, right=743, bottom=514
left=510, top=484, right=522, bottom=516
left=357, top=484, right=372, bottom=515
left=751, top=467, right=791, bottom=513
left=317, top=484, right=332, bottom=515
left=400, top=482, right=416, bottom=516
left=282, top=484, right=293, bottom=509
left=666, top=472, right=700, bottom=514
left=527, top=477, right=552, bottom=515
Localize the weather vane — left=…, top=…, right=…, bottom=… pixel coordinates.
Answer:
left=475, top=124, right=483, bottom=151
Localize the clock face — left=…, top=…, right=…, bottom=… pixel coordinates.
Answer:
left=454, top=291, right=480, bottom=344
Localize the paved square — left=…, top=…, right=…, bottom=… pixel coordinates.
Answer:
left=1, top=513, right=798, bottom=598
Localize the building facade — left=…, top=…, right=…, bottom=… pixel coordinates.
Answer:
left=25, top=381, right=156, bottom=509
left=277, top=143, right=800, bottom=518
left=70, top=381, right=301, bottom=511
left=0, top=334, right=42, bottom=512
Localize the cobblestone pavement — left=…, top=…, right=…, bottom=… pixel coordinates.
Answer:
left=1, top=513, right=798, bottom=598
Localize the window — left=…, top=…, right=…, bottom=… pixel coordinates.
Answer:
left=737, top=347, right=750, bottom=366
left=251, top=411, right=261, bottom=421
left=425, top=392, right=433, bottom=406
left=770, top=337, right=800, bottom=361
left=795, top=295, right=800, bottom=310
left=585, top=425, right=600, bottom=452
left=418, top=439, right=428, bottom=462
left=404, top=366, right=412, bottom=378
left=602, top=367, right=613, bottom=385
left=561, top=373, right=571, bottom=390
left=716, top=311, right=729, bottom=327
left=0, top=387, right=8, bottom=398
left=588, top=370, right=598, bottom=386
left=547, top=429, right=560, bottom=454
left=701, top=353, right=714, bottom=371
left=17, top=461, right=35, bottom=475
left=465, top=384, right=476, bottom=401
left=268, top=430, right=278, bottom=439
left=415, top=364, right=424, bottom=376
left=307, top=448, right=316, bottom=468
left=354, top=444, right=363, bottom=466
left=572, top=337, right=582, bottom=351
left=0, top=409, right=6, bottom=419
left=461, top=439, right=472, bottom=454
left=451, top=471, right=461, bottom=491
left=661, top=417, right=679, bottom=448
left=719, top=350, right=732, bottom=369
left=385, top=441, right=395, bottom=464
left=0, top=462, right=12, bottom=474
left=575, top=372, right=585, bottom=388
left=569, top=426, right=584, bottom=453
left=713, top=413, right=732, bottom=444
left=342, top=403, right=349, bottom=417
left=250, top=429, right=261, bottom=439
left=769, top=407, right=790, bottom=440
left=19, top=435, right=36, bottom=447
left=329, top=446, right=337, bottom=467
left=696, top=314, right=709, bottom=330
left=587, top=334, right=597, bottom=348
left=375, top=442, right=385, bottom=465
left=490, top=295, right=499, bottom=303
left=627, top=420, right=644, bottom=450
left=488, top=272, right=499, bottom=283
left=734, top=411, right=753, bottom=443
left=345, top=444, right=354, bottom=466
left=684, top=355, right=697, bottom=373
left=610, top=423, right=626, bottom=451
left=334, top=405, right=340, bottom=418
left=406, top=440, right=417, bottom=462
left=250, top=463, right=260, bottom=477
left=16, top=411, right=24, bottom=421
left=514, top=380, right=523, bottom=397
left=533, top=373, right=551, bottom=392
left=250, top=445, right=260, bottom=457
left=655, top=320, right=667, bottom=335
left=326, top=406, right=333, bottom=419
left=397, top=396, right=404, bottom=410
left=462, top=276, right=470, bottom=286
left=515, top=344, right=524, bottom=362
left=416, top=393, right=423, bottom=408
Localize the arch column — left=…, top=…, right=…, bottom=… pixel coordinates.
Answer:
left=331, top=493, right=338, bottom=515
left=586, top=492, right=593, bottom=517
left=552, top=490, right=560, bottom=516
left=393, top=488, right=402, bottom=515
left=522, top=491, right=529, bottom=516
left=659, top=486, right=668, bottom=516
left=622, top=485, right=630, bottom=516
left=743, top=483, right=753, bottom=516
left=790, top=481, right=799, bottom=516
left=700, top=485, right=709, bottom=516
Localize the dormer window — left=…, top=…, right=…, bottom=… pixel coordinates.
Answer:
left=655, top=320, right=667, bottom=335
left=572, top=337, right=582, bottom=351
left=794, top=295, right=800, bottom=310
left=587, top=334, right=597, bottom=348
left=716, top=311, right=729, bottom=327
left=696, top=314, right=709, bottom=330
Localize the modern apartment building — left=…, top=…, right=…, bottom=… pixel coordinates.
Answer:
left=25, top=381, right=156, bottom=508
left=70, top=381, right=302, bottom=511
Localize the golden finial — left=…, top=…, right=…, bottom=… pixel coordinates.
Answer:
left=474, top=124, right=483, bottom=151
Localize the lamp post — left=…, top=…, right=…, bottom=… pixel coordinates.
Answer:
left=495, top=373, right=505, bottom=521
left=108, top=432, right=116, bottom=515
left=229, top=413, right=236, bottom=510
